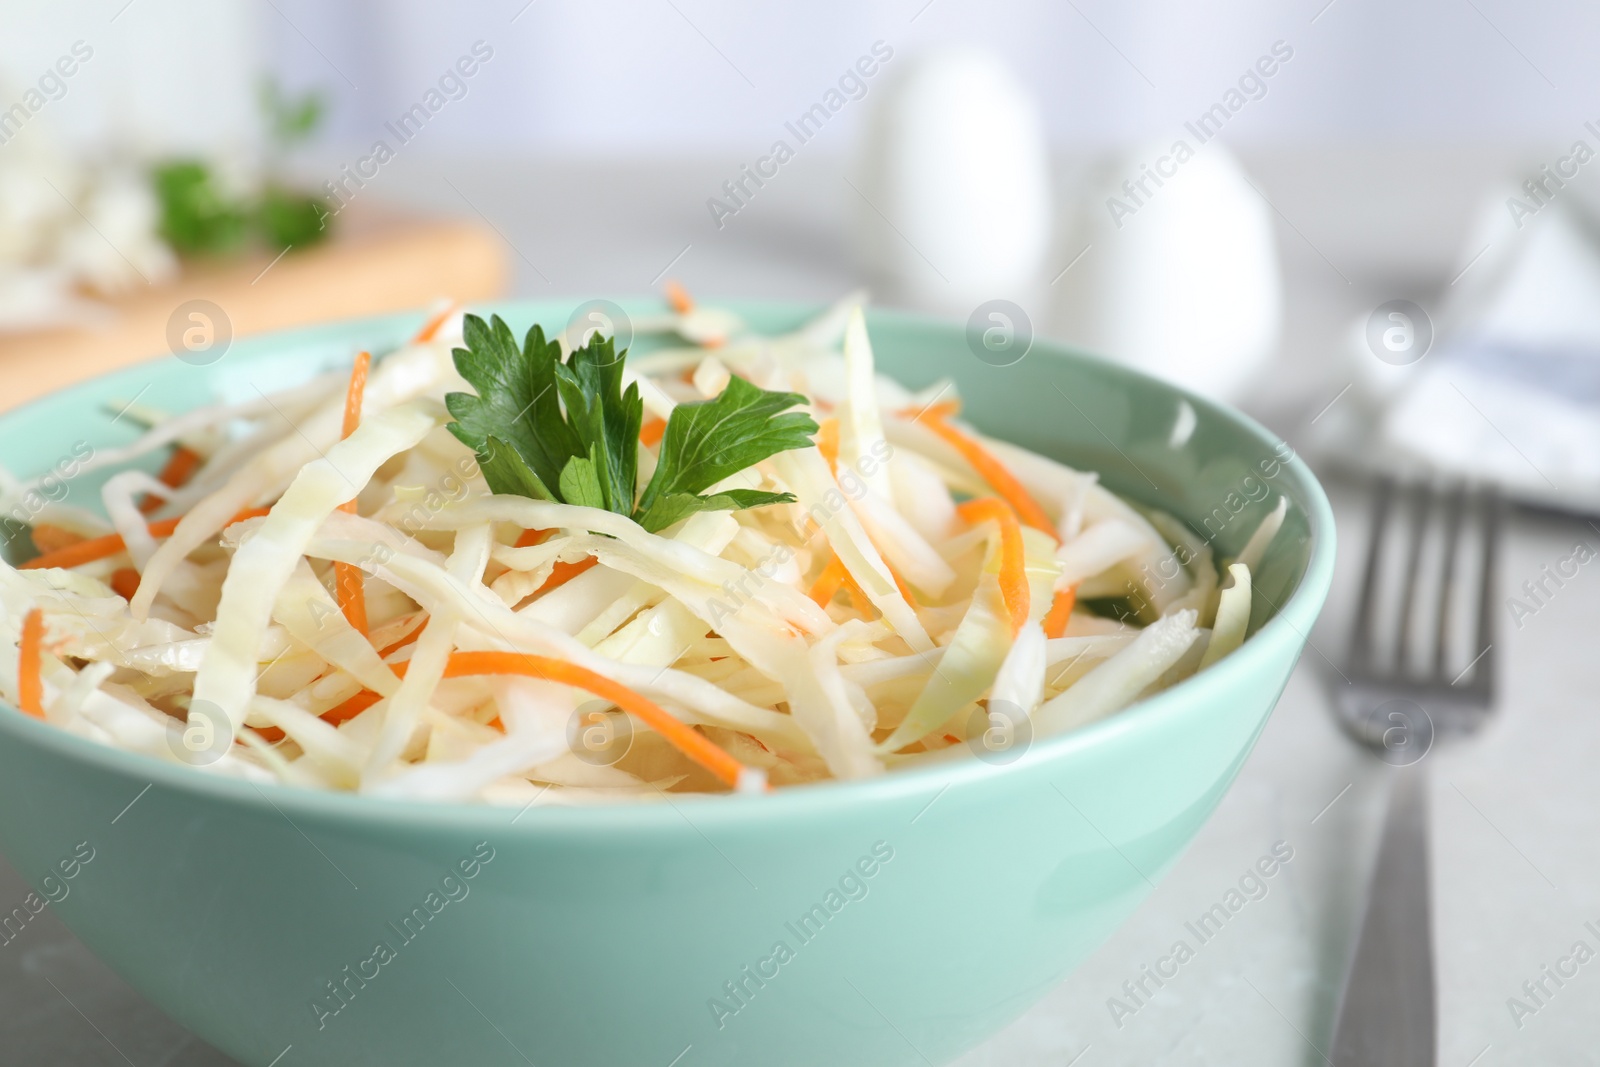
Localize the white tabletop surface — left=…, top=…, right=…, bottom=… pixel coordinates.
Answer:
left=6, top=147, right=1599, bottom=1066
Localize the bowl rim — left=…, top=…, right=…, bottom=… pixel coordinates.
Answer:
left=0, top=299, right=1336, bottom=833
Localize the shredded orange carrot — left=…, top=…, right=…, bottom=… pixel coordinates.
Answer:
left=340, top=351, right=370, bottom=441
left=807, top=556, right=848, bottom=607
left=853, top=569, right=876, bottom=609
left=332, top=554, right=367, bottom=631
left=509, top=533, right=598, bottom=600
left=839, top=568, right=875, bottom=613
left=332, top=546, right=366, bottom=636
left=807, top=554, right=876, bottom=614
left=16, top=607, right=43, bottom=718
left=448, top=652, right=751, bottom=787
left=884, top=559, right=917, bottom=606
left=139, top=445, right=203, bottom=514
left=904, top=399, right=962, bottom=422
left=411, top=301, right=458, bottom=343
left=20, top=507, right=273, bottom=571
left=956, top=497, right=1029, bottom=635
left=1042, top=585, right=1077, bottom=639
left=319, top=689, right=381, bottom=727
left=268, top=616, right=423, bottom=734
left=922, top=411, right=1057, bottom=541
left=665, top=280, right=694, bottom=314
left=28, top=524, right=84, bottom=555
left=816, top=417, right=840, bottom=474
left=109, top=568, right=141, bottom=601
left=534, top=557, right=598, bottom=597
left=334, top=351, right=372, bottom=635
left=639, top=417, right=668, bottom=448
left=319, top=651, right=754, bottom=788
left=375, top=614, right=428, bottom=659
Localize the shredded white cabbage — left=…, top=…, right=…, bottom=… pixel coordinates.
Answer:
left=0, top=298, right=1282, bottom=801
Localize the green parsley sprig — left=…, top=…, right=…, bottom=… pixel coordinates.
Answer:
left=152, top=80, right=331, bottom=256
left=445, top=313, right=819, bottom=533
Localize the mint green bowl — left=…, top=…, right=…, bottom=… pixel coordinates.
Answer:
left=0, top=301, right=1333, bottom=1067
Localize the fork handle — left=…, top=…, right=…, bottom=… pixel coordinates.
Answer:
left=1329, top=766, right=1436, bottom=1066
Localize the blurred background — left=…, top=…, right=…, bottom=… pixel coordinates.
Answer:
left=6, top=1, right=1600, bottom=1064
left=9, top=0, right=1600, bottom=499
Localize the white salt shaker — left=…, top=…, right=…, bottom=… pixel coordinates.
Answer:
left=1052, top=143, right=1281, bottom=402
left=854, top=48, right=1053, bottom=315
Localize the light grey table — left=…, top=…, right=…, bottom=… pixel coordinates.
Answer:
left=6, top=149, right=1599, bottom=1066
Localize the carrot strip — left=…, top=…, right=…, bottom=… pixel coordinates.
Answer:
left=334, top=352, right=372, bottom=635
left=446, top=652, right=751, bottom=788
left=807, top=556, right=848, bottom=607
left=639, top=417, right=667, bottom=448
left=139, top=445, right=204, bottom=514
left=29, top=524, right=84, bottom=555
left=923, top=412, right=1057, bottom=540
left=665, top=280, right=694, bottom=314
left=903, top=399, right=962, bottom=422
left=814, top=432, right=914, bottom=604
left=843, top=563, right=880, bottom=609
left=16, top=608, right=43, bottom=718
left=333, top=564, right=367, bottom=635
left=807, top=554, right=875, bottom=615
left=109, top=568, right=141, bottom=601
left=320, top=689, right=382, bottom=727
left=411, top=301, right=458, bottom=343
left=885, top=559, right=918, bottom=607
left=318, top=652, right=755, bottom=789
left=839, top=566, right=873, bottom=612
left=534, top=557, right=598, bottom=597
left=340, top=351, right=370, bottom=440
left=956, top=498, right=1029, bottom=636
left=1042, top=585, right=1077, bottom=639
left=20, top=507, right=273, bottom=571
left=375, top=615, right=428, bottom=659
left=274, top=614, right=424, bottom=736
left=511, top=529, right=599, bottom=601
left=816, top=418, right=840, bottom=474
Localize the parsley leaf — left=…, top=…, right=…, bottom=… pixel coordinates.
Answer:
left=152, top=161, right=251, bottom=256
left=257, top=186, right=329, bottom=249
left=446, top=315, right=578, bottom=498
left=556, top=453, right=608, bottom=510
left=635, top=488, right=799, bottom=534
left=636, top=375, right=817, bottom=515
left=154, top=83, right=332, bottom=258
left=477, top=434, right=555, bottom=501
left=552, top=334, right=640, bottom=514
left=445, top=312, right=818, bottom=533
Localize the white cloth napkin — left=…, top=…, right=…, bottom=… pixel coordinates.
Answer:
left=1378, top=197, right=1600, bottom=508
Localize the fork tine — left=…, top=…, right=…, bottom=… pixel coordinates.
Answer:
left=1349, top=476, right=1395, bottom=673
left=1469, top=489, right=1502, bottom=697
left=1432, top=484, right=1466, bottom=677
left=1394, top=481, right=1432, bottom=672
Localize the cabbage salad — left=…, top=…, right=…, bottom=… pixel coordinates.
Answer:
left=0, top=291, right=1284, bottom=804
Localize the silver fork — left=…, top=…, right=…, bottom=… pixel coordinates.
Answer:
left=1327, top=477, right=1501, bottom=1067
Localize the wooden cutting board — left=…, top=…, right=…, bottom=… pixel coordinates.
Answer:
left=0, top=205, right=508, bottom=411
